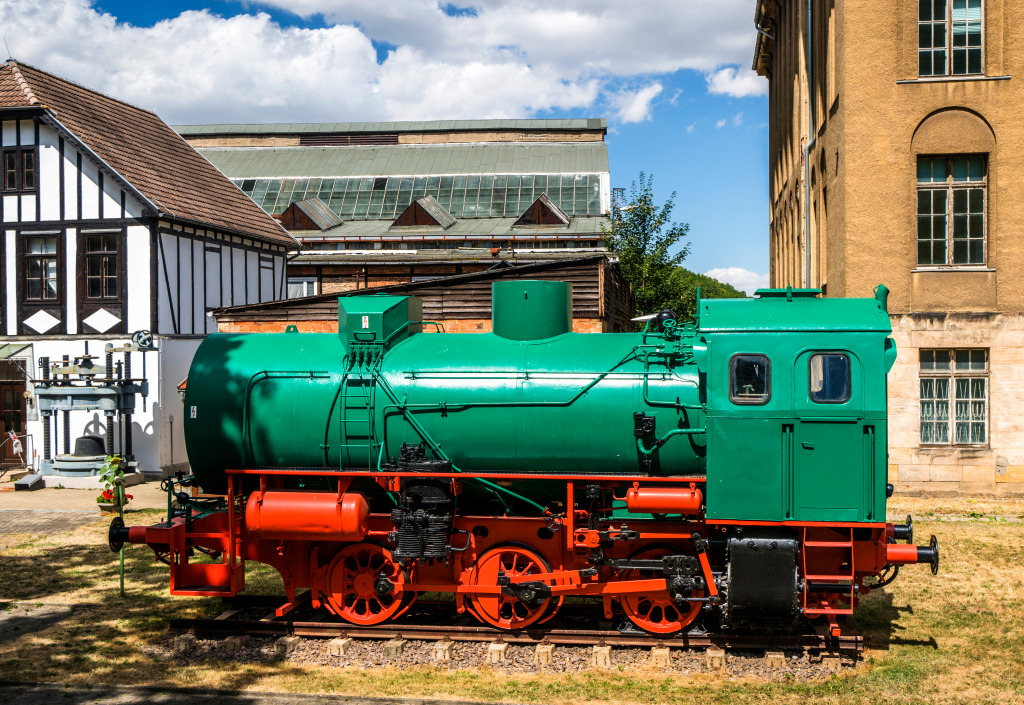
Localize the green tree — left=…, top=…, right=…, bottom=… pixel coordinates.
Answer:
left=673, top=267, right=747, bottom=318
left=602, top=173, right=691, bottom=319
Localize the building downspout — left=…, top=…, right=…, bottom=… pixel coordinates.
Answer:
left=804, top=0, right=815, bottom=288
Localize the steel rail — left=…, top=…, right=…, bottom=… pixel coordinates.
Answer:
left=168, top=615, right=863, bottom=654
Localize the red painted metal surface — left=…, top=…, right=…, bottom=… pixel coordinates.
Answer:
left=245, top=490, right=369, bottom=542
left=885, top=543, right=922, bottom=565
left=626, top=485, right=703, bottom=515
left=124, top=467, right=916, bottom=637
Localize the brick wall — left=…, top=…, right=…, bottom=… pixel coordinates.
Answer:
left=218, top=317, right=606, bottom=335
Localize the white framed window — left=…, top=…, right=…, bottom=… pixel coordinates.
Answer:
left=919, top=349, right=988, bottom=445
left=917, top=155, right=986, bottom=267
left=919, top=0, right=983, bottom=77
left=287, top=277, right=317, bottom=299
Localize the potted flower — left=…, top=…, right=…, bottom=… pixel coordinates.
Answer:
left=96, top=455, right=132, bottom=513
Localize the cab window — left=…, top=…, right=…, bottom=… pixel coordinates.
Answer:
left=730, top=354, right=770, bottom=405
left=809, top=353, right=851, bottom=403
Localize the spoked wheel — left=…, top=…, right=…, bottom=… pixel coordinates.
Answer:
left=620, top=547, right=703, bottom=635
left=324, top=543, right=414, bottom=625
left=466, top=545, right=558, bottom=630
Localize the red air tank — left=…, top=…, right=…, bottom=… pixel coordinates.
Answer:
left=625, top=485, right=703, bottom=515
left=245, top=490, right=370, bottom=542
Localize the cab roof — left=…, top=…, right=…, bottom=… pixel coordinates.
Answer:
left=697, top=289, right=892, bottom=334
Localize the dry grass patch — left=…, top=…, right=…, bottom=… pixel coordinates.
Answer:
left=0, top=502, right=1022, bottom=704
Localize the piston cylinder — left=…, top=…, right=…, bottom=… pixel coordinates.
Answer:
left=626, top=486, right=704, bottom=515
left=245, top=490, right=370, bottom=542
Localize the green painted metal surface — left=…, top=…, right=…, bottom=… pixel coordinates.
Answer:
left=697, top=289, right=893, bottom=523
left=492, top=280, right=572, bottom=341
left=183, top=285, right=895, bottom=524
left=184, top=286, right=704, bottom=502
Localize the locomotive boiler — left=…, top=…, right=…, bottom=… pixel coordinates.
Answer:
left=112, top=280, right=938, bottom=635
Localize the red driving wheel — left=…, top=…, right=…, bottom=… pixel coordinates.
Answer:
left=466, top=545, right=558, bottom=630
left=620, top=547, right=703, bottom=634
left=324, top=543, right=413, bottom=625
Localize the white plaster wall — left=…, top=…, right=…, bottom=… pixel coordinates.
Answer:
left=177, top=237, right=193, bottom=334
left=231, top=247, right=245, bottom=305
left=126, top=225, right=151, bottom=332
left=245, top=250, right=257, bottom=303
left=63, top=145, right=79, bottom=218
left=79, top=160, right=99, bottom=220
left=38, top=126, right=60, bottom=222
left=191, top=239, right=203, bottom=334
left=157, top=232, right=177, bottom=335
left=65, top=227, right=78, bottom=334
left=1, top=196, right=16, bottom=223
left=260, top=258, right=273, bottom=303
left=101, top=169, right=121, bottom=218
left=157, top=337, right=201, bottom=471
left=18, top=120, right=34, bottom=146
left=19, top=195, right=36, bottom=222
left=5, top=229, right=15, bottom=335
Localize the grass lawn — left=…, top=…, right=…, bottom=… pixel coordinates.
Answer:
left=1, top=497, right=1022, bottom=705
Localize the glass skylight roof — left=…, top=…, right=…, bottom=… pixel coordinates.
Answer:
left=234, top=174, right=603, bottom=220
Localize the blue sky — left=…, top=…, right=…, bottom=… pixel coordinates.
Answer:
left=4, top=0, right=769, bottom=291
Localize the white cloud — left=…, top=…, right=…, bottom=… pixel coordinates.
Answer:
left=704, top=267, right=769, bottom=296
left=0, top=0, right=764, bottom=124
left=609, top=82, right=663, bottom=123
left=686, top=121, right=698, bottom=133
left=705, top=66, right=768, bottom=98
left=732, top=111, right=743, bottom=126
left=715, top=119, right=726, bottom=129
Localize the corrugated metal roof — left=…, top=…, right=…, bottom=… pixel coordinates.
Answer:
left=404, top=195, right=456, bottom=229
left=292, top=198, right=344, bottom=230
left=175, top=119, right=606, bottom=136
left=199, top=143, right=610, bottom=179
left=292, top=215, right=608, bottom=239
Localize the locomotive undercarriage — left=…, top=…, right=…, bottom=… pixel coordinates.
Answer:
left=113, top=466, right=935, bottom=637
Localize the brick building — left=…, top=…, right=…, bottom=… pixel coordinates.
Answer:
left=212, top=255, right=633, bottom=335
left=754, top=0, right=1024, bottom=494
left=175, top=119, right=611, bottom=297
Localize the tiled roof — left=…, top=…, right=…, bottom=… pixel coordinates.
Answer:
left=0, top=60, right=295, bottom=247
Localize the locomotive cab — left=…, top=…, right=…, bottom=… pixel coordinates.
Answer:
left=698, top=286, right=893, bottom=524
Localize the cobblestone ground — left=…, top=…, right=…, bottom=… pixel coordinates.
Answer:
left=0, top=682, right=511, bottom=705
left=0, top=482, right=166, bottom=534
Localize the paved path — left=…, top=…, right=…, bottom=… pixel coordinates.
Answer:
left=0, top=482, right=167, bottom=534
left=0, top=682, right=517, bottom=705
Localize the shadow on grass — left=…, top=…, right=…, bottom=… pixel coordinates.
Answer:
left=851, top=587, right=939, bottom=652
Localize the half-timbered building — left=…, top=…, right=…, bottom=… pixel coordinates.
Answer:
left=0, top=60, right=296, bottom=477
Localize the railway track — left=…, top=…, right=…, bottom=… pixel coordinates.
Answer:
left=169, top=596, right=863, bottom=656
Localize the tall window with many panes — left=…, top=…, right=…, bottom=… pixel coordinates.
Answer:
left=917, top=155, right=986, bottom=266
left=83, top=233, right=119, bottom=300
left=919, top=0, right=983, bottom=77
left=920, top=349, right=988, bottom=445
left=24, top=236, right=58, bottom=301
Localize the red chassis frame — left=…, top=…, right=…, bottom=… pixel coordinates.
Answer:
left=124, top=468, right=909, bottom=635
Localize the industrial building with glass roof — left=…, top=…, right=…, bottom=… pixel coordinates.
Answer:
left=174, top=119, right=613, bottom=296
